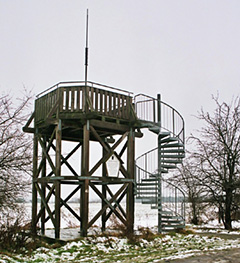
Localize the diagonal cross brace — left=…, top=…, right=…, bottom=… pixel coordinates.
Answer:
left=88, top=183, right=128, bottom=228
left=89, top=126, right=129, bottom=177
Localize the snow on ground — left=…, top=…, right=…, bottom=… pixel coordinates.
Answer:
left=1, top=232, right=240, bottom=262
left=1, top=203, right=240, bottom=262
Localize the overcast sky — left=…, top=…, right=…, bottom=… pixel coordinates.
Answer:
left=1, top=0, right=240, bottom=137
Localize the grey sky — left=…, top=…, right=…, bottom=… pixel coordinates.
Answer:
left=1, top=0, right=240, bottom=136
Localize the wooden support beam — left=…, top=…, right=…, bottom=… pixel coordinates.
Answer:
left=105, top=187, right=127, bottom=221
left=102, top=147, right=107, bottom=232
left=32, top=131, right=38, bottom=235
left=80, top=122, right=90, bottom=236
left=105, top=185, right=126, bottom=219
left=35, top=183, right=56, bottom=228
left=55, top=120, right=62, bottom=239
left=88, top=183, right=128, bottom=228
left=38, top=135, right=56, bottom=176
left=46, top=142, right=81, bottom=177
left=127, top=128, right=135, bottom=234
left=36, top=128, right=56, bottom=178
left=22, top=111, right=35, bottom=133
left=89, top=131, right=129, bottom=176
left=37, top=184, right=55, bottom=224
left=41, top=136, right=47, bottom=235
left=44, top=185, right=82, bottom=223
left=44, top=185, right=81, bottom=223
left=51, top=144, right=79, bottom=176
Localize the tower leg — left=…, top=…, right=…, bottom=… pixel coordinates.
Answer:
left=55, top=120, right=62, bottom=239
left=127, top=128, right=135, bottom=235
left=32, top=131, right=38, bottom=235
left=80, top=122, right=90, bottom=236
left=101, top=147, right=107, bottom=232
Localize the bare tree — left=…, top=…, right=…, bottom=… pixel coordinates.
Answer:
left=170, top=156, right=206, bottom=225
left=0, top=91, right=32, bottom=215
left=190, top=95, right=240, bottom=230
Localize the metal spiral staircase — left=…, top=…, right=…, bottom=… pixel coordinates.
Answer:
left=134, top=94, right=186, bottom=232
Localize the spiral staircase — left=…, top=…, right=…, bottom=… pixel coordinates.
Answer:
left=134, top=94, right=186, bottom=233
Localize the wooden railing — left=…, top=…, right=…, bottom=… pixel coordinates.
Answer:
left=35, top=82, right=133, bottom=123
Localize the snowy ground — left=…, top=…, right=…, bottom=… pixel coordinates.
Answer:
left=1, top=203, right=240, bottom=262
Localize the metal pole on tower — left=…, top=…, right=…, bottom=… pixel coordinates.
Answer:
left=85, top=9, right=89, bottom=86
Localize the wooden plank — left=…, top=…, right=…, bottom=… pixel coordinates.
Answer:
left=117, top=94, right=121, bottom=118
left=95, top=88, right=99, bottom=112
left=90, top=87, right=94, bottom=109
left=99, top=89, right=103, bottom=113
left=109, top=92, right=112, bottom=116
left=65, top=89, right=69, bottom=111
left=89, top=119, right=129, bottom=133
left=104, top=91, right=108, bottom=115
left=77, top=89, right=80, bottom=110
left=71, top=88, right=75, bottom=112
left=113, top=93, right=116, bottom=116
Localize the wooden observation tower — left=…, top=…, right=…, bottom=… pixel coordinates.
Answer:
left=23, top=11, right=185, bottom=239
left=23, top=81, right=139, bottom=238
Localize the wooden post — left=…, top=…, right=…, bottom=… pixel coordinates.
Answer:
left=127, top=128, right=135, bottom=234
left=32, top=130, right=38, bottom=235
left=41, top=136, right=46, bottom=235
left=55, top=120, right=62, bottom=239
left=101, top=146, right=107, bottom=232
left=80, top=121, right=90, bottom=236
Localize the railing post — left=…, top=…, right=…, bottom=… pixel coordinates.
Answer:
left=157, top=94, right=161, bottom=124
left=172, top=109, right=175, bottom=136
left=175, top=188, right=177, bottom=215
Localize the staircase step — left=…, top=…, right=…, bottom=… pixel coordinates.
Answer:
left=162, top=224, right=185, bottom=228
left=160, top=143, right=184, bottom=148
left=149, top=127, right=160, bottom=134
left=161, top=164, right=177, bottom=169
left=136, top=187, right=157, bottom=191
left=161, top=210, right=174, bottom=215
left=160, top=149, right=185, bottom=154
left=137, top=182, right=158, bottom=186
left=160, top=137, right=179, bottom=143
left=160, top=154, right=185, bottom=159
left=162, top=218, right=184, bottom=223
left=137, top=191, right=156, bottom=196
left=162, top=215, right=183, bottom=220
left=161, top=159, right=182, bottom=164
left=142, top=178, right=158, bottom=182
left=159, top=132, right=171, bottom=138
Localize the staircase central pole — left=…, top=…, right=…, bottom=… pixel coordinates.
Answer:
left=157, top=94, right=162, bottom=233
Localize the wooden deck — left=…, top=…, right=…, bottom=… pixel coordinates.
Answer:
left=35, top=82, right=135, bottom=125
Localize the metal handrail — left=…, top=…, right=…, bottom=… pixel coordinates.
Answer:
left=36, top=81, right=133, bottom=98
left=134, top=94, right=185, bottom=144
left=135, top=164, right=185, bottom=220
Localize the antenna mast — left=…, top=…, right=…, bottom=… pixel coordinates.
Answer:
left=85, top=9, right=89, bottom=86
